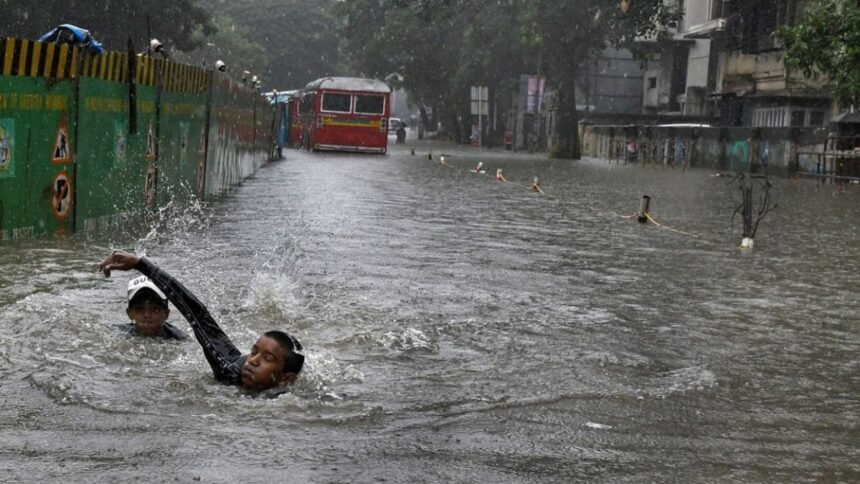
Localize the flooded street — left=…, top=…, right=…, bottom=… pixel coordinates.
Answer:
left=1, top=140, right=859, bottom=483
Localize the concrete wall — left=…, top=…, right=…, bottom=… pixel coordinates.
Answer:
left=581, top=124, right=830, bottom=175
left=682, top=0, right=713, bottom=28
left=685, top=40, right=711, bottom=90
left=721, top=50, right=787, bottom=94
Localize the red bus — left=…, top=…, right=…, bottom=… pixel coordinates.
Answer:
left=300, top=77, right=391, bottom=154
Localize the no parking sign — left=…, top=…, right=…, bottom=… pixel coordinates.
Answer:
left=51, top=170, right=73, bottom=220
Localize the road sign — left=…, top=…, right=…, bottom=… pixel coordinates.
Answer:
left=470, top=86, right=489, bottom=147
left=470, top=86, right=488, bottom=115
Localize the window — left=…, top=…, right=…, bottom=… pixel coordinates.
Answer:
left=354, top=94, right=385, bottom=114
left=790, top=110, right=804, bottom=127
left=809, top=111, right=825, bottom=126
left=753, top=107, right=786, bottom=127
left=710, top=0, right=724, bottom=20
left=728, top=0, right=784, bottom=53
left=648, top=77, right=657, bottom=89
left=321, top=93, right=351, bottom=113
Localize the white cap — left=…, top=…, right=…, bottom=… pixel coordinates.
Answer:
left=127, top=275, right=167, bottom=303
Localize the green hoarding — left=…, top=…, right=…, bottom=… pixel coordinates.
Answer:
left=0, top=75, right=76, bottom=239
left=0, top=38, right=276, bottom=241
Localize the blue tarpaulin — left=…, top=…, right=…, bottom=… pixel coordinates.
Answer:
left=38, top=24, right=104, bottom=55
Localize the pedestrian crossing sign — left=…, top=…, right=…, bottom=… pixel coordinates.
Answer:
left=52, top=116, right=72, bottom=164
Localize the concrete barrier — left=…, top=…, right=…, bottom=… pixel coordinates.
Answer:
left=582, top=124, right=830, bottom=175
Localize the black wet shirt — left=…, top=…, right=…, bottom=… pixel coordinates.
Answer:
left=117, top=322, right=188, bottom=341
left=118, top=321, right=187, bottom=340
left=136, top=257, right=246, bottom=385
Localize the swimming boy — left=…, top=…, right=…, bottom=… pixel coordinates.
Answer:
left=100, top=250, right=304, bottom=391
left=124, top=274, right=187, bottom=339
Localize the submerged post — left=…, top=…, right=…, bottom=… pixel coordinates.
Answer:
left=740, top=178, right=754, bottom=249
left=740, top=135, right=756, bottom=250
left=637, top=195, right=651, bottom=223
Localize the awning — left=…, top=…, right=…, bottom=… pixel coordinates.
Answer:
left=830, top=112, right=860, bottom=124
left=683, top=19, right=727, bottom=39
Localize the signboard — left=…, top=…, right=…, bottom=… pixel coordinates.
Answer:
left=0, top=119, right=14, bottom=178
left=470, top=86, right=489, bottom=115
left=470, top=86, right=488, bottom=148
left=527, top=76, right=545, bottom=114
left=51, top=170, right=73, bottom=220
left=52, top=116, right=73, bottom=164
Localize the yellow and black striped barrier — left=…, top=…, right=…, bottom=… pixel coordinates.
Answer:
left=154, top=59, right=210, bottom=93
left=80, top=49, right=127, bottom=82
left=1, top=37, right=78, bottom=79
left=0, top=38, right=210, bottom=94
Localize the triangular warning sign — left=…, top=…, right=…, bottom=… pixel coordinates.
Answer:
left=145, top=122, right=156, bottom=161
left=52, top=116, right=72, bottom=164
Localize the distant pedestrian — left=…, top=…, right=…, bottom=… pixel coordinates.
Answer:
left=396, top=122, right=407, bottom=144
left=626, top=137, right=638, bottom=163
left=672, top=138, right=686, bottom=170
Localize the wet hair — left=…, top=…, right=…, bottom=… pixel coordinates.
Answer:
left=263, top=330, right=304, bottom=375
left=128, top=288, right=168, bottom=309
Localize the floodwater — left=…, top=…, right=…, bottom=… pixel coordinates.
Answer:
left=1, top=134, right=859, bottom=483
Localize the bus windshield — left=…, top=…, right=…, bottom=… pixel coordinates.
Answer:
left=322, top=93, right=351, bottom=112
left=355, top=94, right=385, bottom=115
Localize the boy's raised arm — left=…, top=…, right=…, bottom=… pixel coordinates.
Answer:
left=100, top=251, right=244, bottom=385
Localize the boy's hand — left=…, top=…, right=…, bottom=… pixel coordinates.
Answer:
left=99, top=250, right=140, bottom=277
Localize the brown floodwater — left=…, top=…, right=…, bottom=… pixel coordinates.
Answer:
left=1, top=137, right=858, bottom=483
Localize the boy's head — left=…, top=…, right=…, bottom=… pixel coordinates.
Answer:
left=126, top=275, right=170, bottom=337
left=241, top=330, right=305, bottom=391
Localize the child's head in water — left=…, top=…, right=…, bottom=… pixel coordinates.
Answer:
left=241, top=330, right=305, bottom=390
left=126, top=275, right=170, bottom=337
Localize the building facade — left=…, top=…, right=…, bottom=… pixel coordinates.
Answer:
left=643, top=0, right=831, bottom=127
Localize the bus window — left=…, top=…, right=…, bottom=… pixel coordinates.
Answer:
left=354, top=94, right=385, bottom=115
left=321, top=93, right=351, bottom=113
left=301, top=92, right=315, bottom=115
